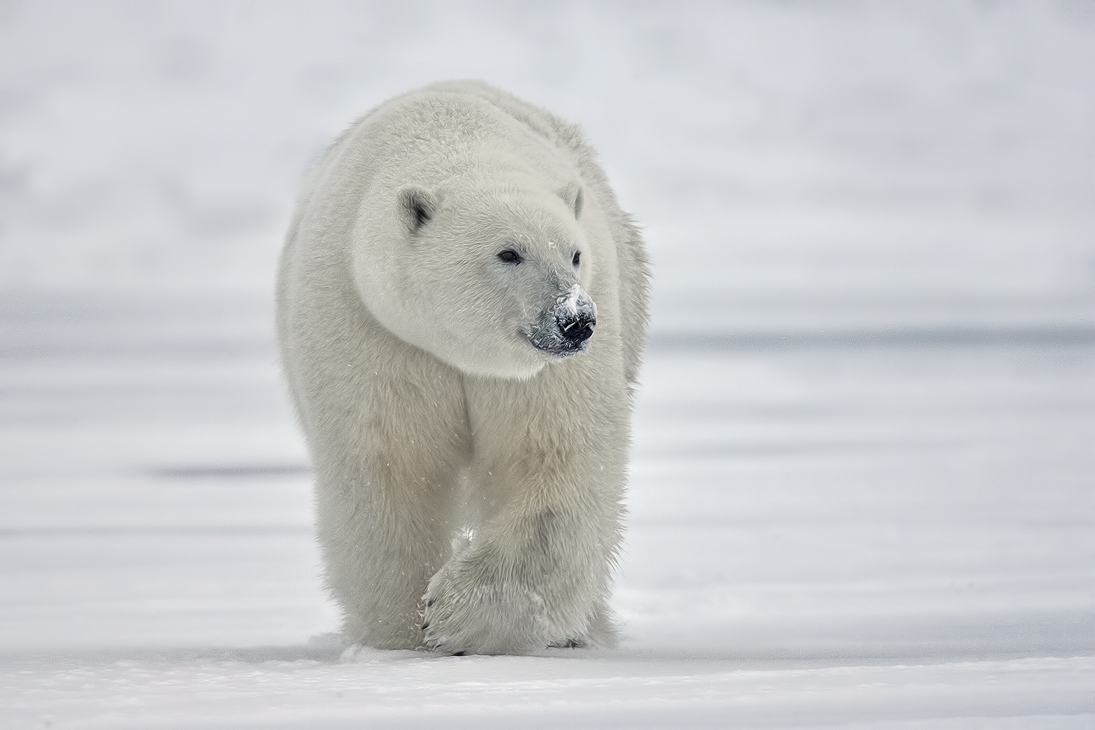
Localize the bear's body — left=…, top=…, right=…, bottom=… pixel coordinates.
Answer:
left=276, top=81, right=650, bottom=655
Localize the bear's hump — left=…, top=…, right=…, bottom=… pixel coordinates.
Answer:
left=380, top=80, right=561, bottom=145
left=355, top=84, right=574, bottom=186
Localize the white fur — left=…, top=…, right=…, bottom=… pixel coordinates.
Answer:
left=276, top=81, right=650, bottom=655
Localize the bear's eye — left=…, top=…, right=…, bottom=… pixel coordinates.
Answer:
left=497, top=249, right=522, bottom=264
left=572, top=251, right=581, bottom=267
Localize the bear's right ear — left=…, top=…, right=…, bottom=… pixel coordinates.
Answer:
left=397, top=184, right=437, bottom=235
left=558, top=181, right=584, bottom=220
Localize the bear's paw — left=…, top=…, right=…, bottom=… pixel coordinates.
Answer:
left=421, top=553, right=572, bottom=655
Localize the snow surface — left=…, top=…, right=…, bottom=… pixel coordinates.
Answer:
left=2, top=1, right=1094, bottom=727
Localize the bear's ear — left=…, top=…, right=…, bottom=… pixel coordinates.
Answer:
left=397, top=184, right=437, bottom=235
left=558, top=181, right=584, bottom=220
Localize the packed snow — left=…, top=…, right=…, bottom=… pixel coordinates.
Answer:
left=1, top=1, right=1094, bottom=727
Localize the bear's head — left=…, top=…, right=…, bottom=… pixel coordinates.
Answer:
left=353, top=177, right=597, bottom=379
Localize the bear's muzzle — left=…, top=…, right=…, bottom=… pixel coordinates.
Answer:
left=528, top=285, right=597, bottom=357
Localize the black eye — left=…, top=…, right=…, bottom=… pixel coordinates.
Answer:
left=497, top=249, right=522, bottom=264
left=572, top=251, right=581, bottom=267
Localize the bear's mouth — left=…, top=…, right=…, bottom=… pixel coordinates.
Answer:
left=527, top=330, right=592, bottom=357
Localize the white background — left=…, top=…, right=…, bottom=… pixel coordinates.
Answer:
left=1, top=1, right=1093, bottom=726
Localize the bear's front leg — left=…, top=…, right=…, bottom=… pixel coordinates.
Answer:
left=422, top=368, right=628, bottom=655
left=421, top=509, right=611, bottom=654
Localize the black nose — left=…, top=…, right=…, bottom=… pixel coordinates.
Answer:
left=556, top=310, right=596, bottom=344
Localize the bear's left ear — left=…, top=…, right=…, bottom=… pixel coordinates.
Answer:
left=397, top=184, right=438, bottom=235
left=558, top=181, right=584, bottom=220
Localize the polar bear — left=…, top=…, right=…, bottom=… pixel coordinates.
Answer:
left=276, top=81, right=650, bottom=655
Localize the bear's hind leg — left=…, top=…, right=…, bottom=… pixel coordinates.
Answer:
left=549, top=600, right=618, bottom=649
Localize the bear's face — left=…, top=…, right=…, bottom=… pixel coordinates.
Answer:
left=354, top=181, right=597, bottom=379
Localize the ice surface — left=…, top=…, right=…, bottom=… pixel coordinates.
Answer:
left=2, top=1, right=1094, bottom=727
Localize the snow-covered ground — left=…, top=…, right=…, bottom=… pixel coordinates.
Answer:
left=2, top=2, right=1094, bottom=727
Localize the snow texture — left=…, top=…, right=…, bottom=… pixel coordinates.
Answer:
left=557, top=285, right=587, bottom=317
left=1, top=1, right=1094, bottom=727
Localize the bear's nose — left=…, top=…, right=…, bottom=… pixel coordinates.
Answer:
left=556, top=309, right=596, bottom=344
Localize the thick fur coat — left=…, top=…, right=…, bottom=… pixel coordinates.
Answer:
left=276, top=81, right=650, bottom=654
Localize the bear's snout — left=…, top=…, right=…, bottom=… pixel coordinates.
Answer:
left=528, top=285, right=597, bottom=357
